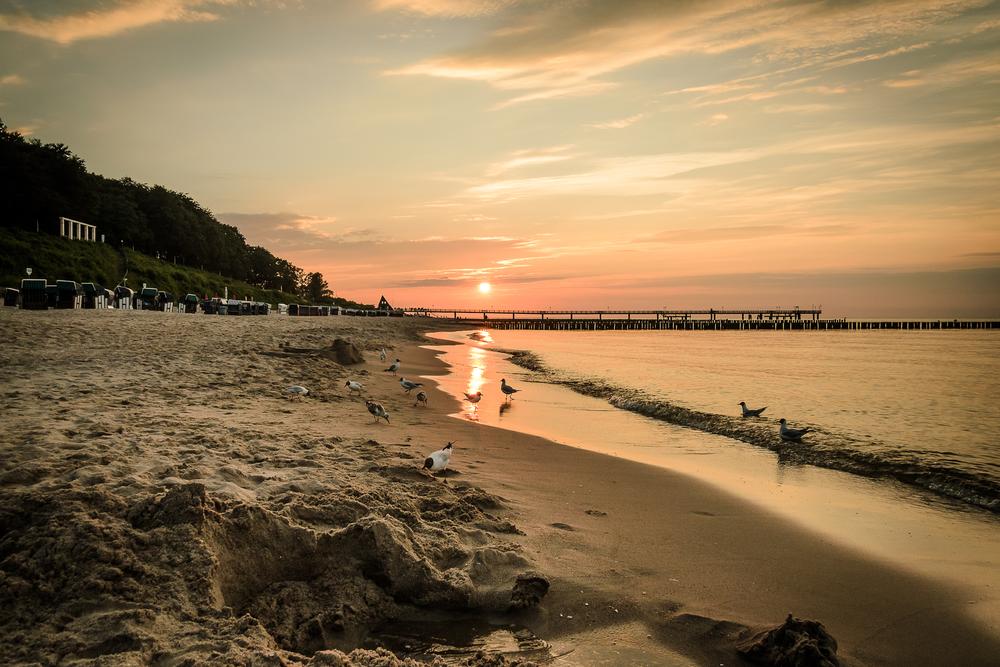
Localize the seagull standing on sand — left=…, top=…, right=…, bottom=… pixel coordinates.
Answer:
left=345, top=380, right=364, bottom=395
left=366, top=400, right=390, bottom=424
left=400, top=377, right=423, bottom=394
left=379, top=348, right=387, bottom=362
left=779, top=418, right=811, bottom=441
left=500, top=378, right=519, bottom=401
left=739, top=401, right=767, bottom=418
left=464, top=391, right=483, bottom=409
left=385, top=359, right=401, bottom=375
left=423, top=442, right=454, bottom=478
left=286, top=385, right=309, bottom=397
left=414, top=391, right=428, bottom=407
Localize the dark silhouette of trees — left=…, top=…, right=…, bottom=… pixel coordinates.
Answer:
left=0, top=119, right=305, bottom=293
left=301, top=272, right=332, bottom=302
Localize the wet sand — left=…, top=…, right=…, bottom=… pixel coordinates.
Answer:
left=1, top=309, right=998, bottom=665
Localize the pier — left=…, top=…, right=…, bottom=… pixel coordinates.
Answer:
left=399, top=307, right=998, bottom=331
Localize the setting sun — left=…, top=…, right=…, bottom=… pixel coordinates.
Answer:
left=478, top=282, right=492, bottom=294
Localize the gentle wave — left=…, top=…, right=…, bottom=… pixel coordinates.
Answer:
left=493, top=347, right=999, bottom=514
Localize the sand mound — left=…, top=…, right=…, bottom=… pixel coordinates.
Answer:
left=0, top=464, right=546, bottom=663
left=737, top=613, right=839, bottom=667
left=324, top=339, right=366, bottom=365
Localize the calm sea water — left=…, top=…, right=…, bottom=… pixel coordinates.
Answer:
left=481, top=330, right=1000, bottom=507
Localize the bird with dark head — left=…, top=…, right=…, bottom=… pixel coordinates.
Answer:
left=423, top=442, right=454, bottom=478
left=366, top=400, right=390, bottom=424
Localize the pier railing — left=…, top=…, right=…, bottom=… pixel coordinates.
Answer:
left=399, top=307, right=997, bottom=331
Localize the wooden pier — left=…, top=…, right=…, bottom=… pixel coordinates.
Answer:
left=400, top=307, right=998, bottom=331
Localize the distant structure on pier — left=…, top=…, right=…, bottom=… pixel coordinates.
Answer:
left=377, top=295, right=393, bottom=311
left=58, top=217, right=99, bottom=242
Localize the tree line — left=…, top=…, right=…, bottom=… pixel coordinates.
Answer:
left=0, top=119, right=349, bottom=302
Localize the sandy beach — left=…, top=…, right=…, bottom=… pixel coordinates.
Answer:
left=2, top=309, right=998, bottom=666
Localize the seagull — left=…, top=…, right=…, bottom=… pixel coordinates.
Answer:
left=500, top=378, right=519, bottom=401
left=423, top=442, right=454, bottom=479
left=286, top=385, right=309, bottom=397
left=345, top=380, right=364, bottom=395
left=739, top=401, right=767, bottom=417
left=414, top=391, right=428, bottom=407
left=366, top=400, right=390, bottom=424
left=379, top=347, right=387, bottom=362
left=464, top=391, right=483, bottom=409
left=400, top=377, right=423, bottom=394
left=779, top=418, right=811, bottom=441
left=384, top=359, right=401, bottom=375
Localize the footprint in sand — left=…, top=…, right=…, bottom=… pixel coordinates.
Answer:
left=550, top=522, right=575, bottom=531
left=584, top=509, right=607, bottom=517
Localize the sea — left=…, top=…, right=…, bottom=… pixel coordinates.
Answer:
left=424, top=328, right=1000, bottom=625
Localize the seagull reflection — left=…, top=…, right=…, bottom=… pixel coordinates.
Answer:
left=499, top=401, right=512, bottom=417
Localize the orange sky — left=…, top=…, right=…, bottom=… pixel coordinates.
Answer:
left=2, top=0, right=999, bottom=315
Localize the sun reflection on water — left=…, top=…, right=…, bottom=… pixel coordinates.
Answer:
left=463, top=345, right=488, bottom=421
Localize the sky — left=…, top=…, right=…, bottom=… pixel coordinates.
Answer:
left=2, top=0, right=999, bottom=316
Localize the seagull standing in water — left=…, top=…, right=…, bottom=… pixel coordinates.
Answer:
left=423, top=442, right=454, bottom=479
left=286, top=385, right=309, bottom=397
left=366, top=400, right=390, bottom=424
left=464, top=391, right=483, bottom=409
left=385, top=359, right=401, bottom=375
left=400, top=377, right=423, bottom=394
left=414, top=391, right=428, bottom=407
left=345, top=380, right=364, bottom=395
left=739, top=401, right=767, bottom=417
left=500, top=378, right=519, bottom=401
left=779, top=418, right=811, bottom=441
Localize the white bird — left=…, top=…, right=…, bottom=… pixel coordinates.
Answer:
left=286, top=385, right=309, bottom=397
left=739, top=401, right=767, bottom=417
left=345, top=380, right=364, bottom=395
left=779, top=418, right=811, bottom=441
left=379, top=347, right=387, bottom=362
left=414, top=391, right=428, bottom=407
left=423, top=442, right=454, bottom=477
left=464, top=391, right=483, bottom=409
left=400, top=377, right=423, bottom=394
left=500, top=378, right=519, bottom=401
left=384, top=359, right=401, bottom=375
left=366, top=400, right=390, bottom=424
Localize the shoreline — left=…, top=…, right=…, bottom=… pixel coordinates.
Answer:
left=414, top=327, right=1000, bottom=665
left=1, top=310, right=997, bottom=665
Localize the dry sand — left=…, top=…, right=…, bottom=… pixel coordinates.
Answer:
left=1, top=309, right=997, bottom=666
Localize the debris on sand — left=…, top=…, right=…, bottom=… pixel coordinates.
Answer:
left=737, top=613, right=839, bottom=667
left=509, top=572, right=550, bottom=610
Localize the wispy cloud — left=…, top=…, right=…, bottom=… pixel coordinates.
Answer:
left=588, top=112, right=648, bottom=129
left=372, top=0, right=516, bottom=18
left=0, top=74, right=25, bottom=86
left=0, top=0, right=241, bottom=45
left=385, top=0, right=989, bottom=107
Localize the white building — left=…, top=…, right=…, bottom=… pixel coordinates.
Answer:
left=59, top=217, right=98, bottom=242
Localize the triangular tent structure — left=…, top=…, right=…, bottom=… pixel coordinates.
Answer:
left=377, top=295, right=393, bottom=311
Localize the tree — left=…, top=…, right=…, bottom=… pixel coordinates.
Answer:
left=301, top=272, right=332, bottom=303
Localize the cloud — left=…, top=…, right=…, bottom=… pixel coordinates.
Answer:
left=386, top=0, right=989, bottom=107
left=883, top=52, right=1000, bottom=88
left=0, top=0, right=240, bottom=45
left=0, top=74, right=25, bottom=85
left=485, top=145, right=576, bottom=176
left=463, top=149, right=761, bottom=201
left=588, top=112, right=648, bottom=129
left=640, top=224, right=854, bottom=244
left=219, top=211, right=355, bottom=252
left=699, top=112, right=729, bottom=126
left=372, top=0, right=516, bottom=17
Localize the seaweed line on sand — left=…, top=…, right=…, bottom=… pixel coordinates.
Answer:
left=492, top=347, right=999, bottom=514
